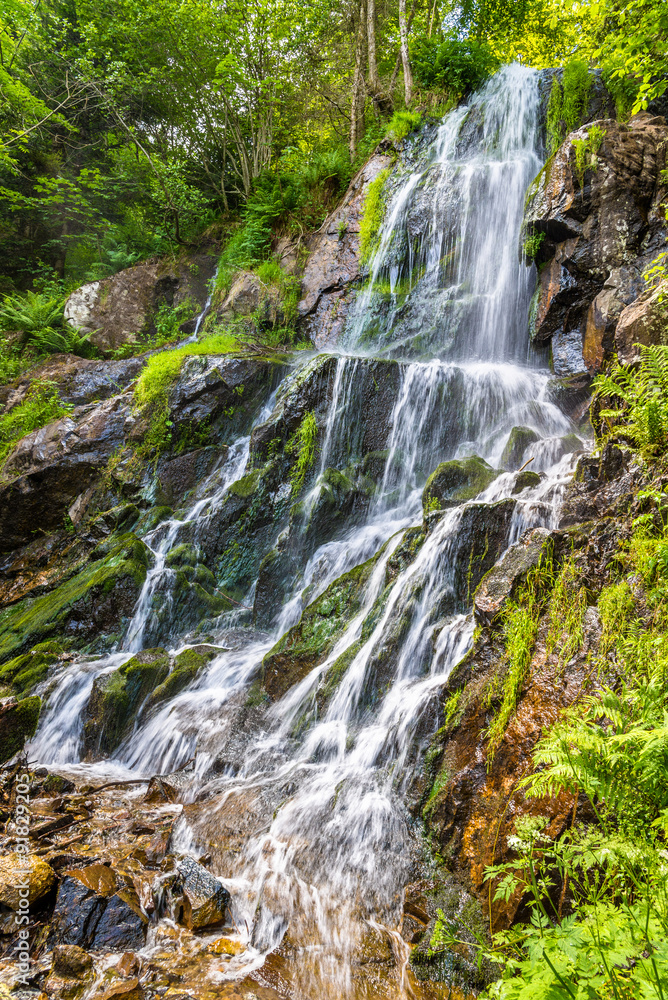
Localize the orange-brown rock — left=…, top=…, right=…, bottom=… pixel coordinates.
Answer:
left=614, top=280, right=668, bottom=363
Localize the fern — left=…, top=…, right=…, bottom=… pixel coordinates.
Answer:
left=593, top=345, right=668, bottom=455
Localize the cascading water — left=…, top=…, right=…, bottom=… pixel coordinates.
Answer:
left=29, top=64, right=587, bottom=998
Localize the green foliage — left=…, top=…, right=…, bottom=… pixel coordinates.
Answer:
left=386, top=111, right=422, bottom=143
left=593, top=345, right=668, bottom=456
left=411, top=34, right=499, bottom=95
left=522, top=231, right=545, bottom=262
left=359, top=169, right=390, bottom=265
left=572, top=124, right=606, bottom=186
left=286, top=410, right=318, bottom=495
left=546, top=60, right=593, bottom=155
left=545, top=557, right=588, bottom=666
left=0, top=289, right=96, bottom=358
left=0, top=381, right=71, bottom=469
left=595, top=0, right=668, bottom=115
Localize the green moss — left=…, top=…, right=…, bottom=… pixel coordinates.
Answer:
left=318, top=639, right=363, bottom=705
left=0, top=695, right=41, bottom=763
left=227, top=469, right=262, bottom=499
left=422, top=456, right=498, bottom=514
left=572, top=124, right=606, bottom=186
left=165, top=543, right=201, bottom=568
left=146, top=647, right=216, bottom=709
left=0, top=645, right=60, bottom=695
left=547, top=60, right=593, bottom=154
left=0, top=381, right=71, bottom=471
left=0, top=536, right=148, bottom=662
left=359, top=168, right=390, bottom=264
left=386, top=110, right=422, bottom=142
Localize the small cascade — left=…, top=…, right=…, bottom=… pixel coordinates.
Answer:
left=28, top=62, right=590, bottom=999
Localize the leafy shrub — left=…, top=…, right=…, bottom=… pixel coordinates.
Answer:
left=593, top=344, right=668, bottom=455
left=286, top=410, right=318, bottom=495
left=0, top=381, right=71, bottom=468
left=0, top=289, right=96, bottom=358
left=411, top=34, right=499, bottom=95
left=522, top=230, right=545, bottom=262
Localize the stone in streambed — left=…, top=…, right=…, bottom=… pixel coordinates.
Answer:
left=0, top=852, right=55, bottom=908
left=0, top=695, right=41, bottom=763
left=171, top=856, right=230, bottom=930
left=474, top=528, right=554, bottom=627
left=501, top=427, right=539, bottom=471
left=422, top=456, right=499, bottom=515
left=511, top=471, right=542, bottom=493
left=49, top=864, right=147, bottom=949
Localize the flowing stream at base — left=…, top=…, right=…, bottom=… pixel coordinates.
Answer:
left=29, top=64, right=587, bottom=998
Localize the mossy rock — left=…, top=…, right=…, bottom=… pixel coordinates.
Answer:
left=0, top=696, right=41, bottom=763
left=145, top=646, right=218, bottom=709
left=165, top=544, right=201, bottom=568
left=261, top=550, right=383, bottom=701
left=0, top=641, right=63, bottom=696
left=82, top=648, right=171, bottom=757
left=511, top=470, right=542, bottom=493
left=500, top=426, right=539, bottom=471
left=422, top=457, right=499, bottom=515
left=0, top=536, right=149, bottom=663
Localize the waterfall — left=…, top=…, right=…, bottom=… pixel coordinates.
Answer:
left=28, top=64, right=587, bottom=997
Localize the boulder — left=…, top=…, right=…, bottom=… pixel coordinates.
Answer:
left=451, top=499, right=518, bottom=609
left=64, top=254, right=217, bottom=352
left=49, top=864, right=147, bottom=950
left=82, top=648, right=171, bottom=758
left=171, top=856, right=230, bottom=930
left=0, top=695, right=41, bottom=762
left=524, top=113, right=668, bottom=374
left=217, top=270, right=283, bottom=325
left=511, top=471, right=542, bottom=493
left=0, top=355, right=146, bottom=414
left=614, top=281, right=668, bottom=364
left=422, top=456, right=499, bottom=514
left=501, top=427, right=539, bottom=471
left=0, top=852, right=55, bottom=908
left=45, top=944, right=95, bottom=1000
left=474, top=528, right=554, bottom=626
left=298, top=153, right=394, bottom=348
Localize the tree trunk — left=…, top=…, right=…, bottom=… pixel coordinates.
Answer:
left=367, top=0, right=378, bottom=91
left=349, top=0, right=367, bottom=160
left=398, top=0, right=413, bottom=105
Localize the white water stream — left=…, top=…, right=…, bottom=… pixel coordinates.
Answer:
left=29, top=64, right=587, bottom=997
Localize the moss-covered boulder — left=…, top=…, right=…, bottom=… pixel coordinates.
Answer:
left=422, top=457, right=499, bottom=515
left=500, top=426, right=539, bottom=471
left=82, top=648, right=171, bottom=757
left=261, top=552, right=382, bottom=700
left=511, top=470, right=542, bottom=493
left=0, top=640, right=63, bottom=696
left=145, top=646, right=218, bottom=709
left=0, top=695, right=41, bottom=762
left=0, top=534, right=149, bottom=662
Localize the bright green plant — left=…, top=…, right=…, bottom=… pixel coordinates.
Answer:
left=545, top=557, right=588, bottom=665
left=359, top=169, right=390, bottom=265
left=411, top=34, right=499, bottom=95
left=547, top=60, right=593, bottom=154
left=386, top=111, right=422, bottom=143
left=572, top=124, right=606, bottom=185
left=287, top=410, right=318, bottom=495
left=522, top=231, right=545, bottom=262
left=0, top=381, right=71, bottom=468
left=0, top=290, right=64, bottom=342
left=593, top=344, right=668, bottom=455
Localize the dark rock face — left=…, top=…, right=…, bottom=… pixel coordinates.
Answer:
left=64, top=253, right=217, bottom=352
left=474, top=528, right=553, bottom=626
left=170, top=856, right=230, bottom=930
left=525, top=113, right=668, bottom=376
left=49, top=865, right=147, bottom=949
left=298, top=154, right=394, bottom=348
left=451, top=499, right=517, bottom=609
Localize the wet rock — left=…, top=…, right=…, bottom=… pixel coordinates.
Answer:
left=45, top=945, right=94, bottom=1000
left=217, top=271, right=284, bottom=326
left=524, top=113, right=668, bottom=374
left=144, top=646, right=218, bottom=711
left=0, top=695, right=41, bottom=762
left=451, top=499, right=518, bottom=609
left=511, top=470, right=542, bottom=493
left=261, top=550, right=382, bottom=700
left=64, top=254, right=217, bottom=352
left=253, top=546, right=299, bottom=629
left=171, top=856, right=230, bottom=930
left=82, top=648, right=170, bottom=757
left=474, top=528, right=553, bottom=626
left=168, top=354, right=284, bottom=443
left=296, top=467, right=374, bottom=554
left=500, top=427, right=539, bottom=471
left=0, top=356, right=146, bottom=414
left=0, top=852, right=55, bottom=908
left=154, top=447, right=220, bottom=508
left=298, top=154, right=394, bottom=348
left=0, top=643, right=62, bottom=699
left=422, top=456, right=499, bottom=513
left=614, top=281, right=668, bottom=364
left=49, top=864, right=147, bottom=949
